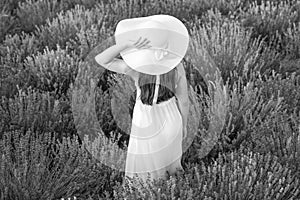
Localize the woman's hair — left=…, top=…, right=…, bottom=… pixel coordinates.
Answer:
left=138, top=67, right=178, bottom=105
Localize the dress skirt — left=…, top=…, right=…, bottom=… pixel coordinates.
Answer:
left=125, top=95, right=184, bottom=185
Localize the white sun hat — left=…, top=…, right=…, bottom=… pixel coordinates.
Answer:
left=114, top=14, right=189, bottom=75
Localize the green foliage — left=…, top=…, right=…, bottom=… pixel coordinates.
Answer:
left=0, top=6, right=15, bottom=42
left=191, top=10, right=281, bottom=85
left=0, top=32, right=39, bottom=97
left=283, top=22, right=300, bottom=59
left=258, top=72, right=300, bottom=114
left=114, top=150, right=300, bottom=199
left=1, top=0, right=103, bottom=37
left=244, top=109, right=300, bottom=177
left=16, top=0, right=62, bottom=33
left=24, top=46, right=81, bottom=95
left=198, top=73, right=285, bottom=159
left=1, top=32, right=38, bottom=64
left=0, top=0, right=28, bottom=14
left=35, top=5, right=108, bottom=51
left=0, top=130, right=123, bottom=199
left=240, top=0, right=300, bottom=50
left=0, top=87, right=76, bottom=140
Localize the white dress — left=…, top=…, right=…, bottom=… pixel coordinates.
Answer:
left=125, top=74, right=184, bottom=185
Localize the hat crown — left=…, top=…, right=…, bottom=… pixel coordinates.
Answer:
left=115, top=15, right=189, bottom=75
left=136, top=20, right=167, bottom=30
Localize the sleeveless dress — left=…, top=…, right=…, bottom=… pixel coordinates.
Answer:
left=125, top=74, right=184, bottom=186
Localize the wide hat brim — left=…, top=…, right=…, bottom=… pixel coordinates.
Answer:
left=115, top=14, right=189, bottom=75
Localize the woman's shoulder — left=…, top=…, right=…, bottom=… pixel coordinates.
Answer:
left=126, top=69, right=139, bottom=81
left=175, top=62, right=185, bottom=83
left=176, top=62, right=185, bottom=75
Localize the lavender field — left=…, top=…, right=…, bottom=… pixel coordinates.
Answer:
left=0, top=0, right=300, bottom=199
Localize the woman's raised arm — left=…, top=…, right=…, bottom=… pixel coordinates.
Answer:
left=95, top=43, right=131, bottom=74
left=95, top=37, right=151, bottom=76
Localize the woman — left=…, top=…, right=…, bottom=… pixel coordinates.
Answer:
left=95, top=15, right=189, bottom=186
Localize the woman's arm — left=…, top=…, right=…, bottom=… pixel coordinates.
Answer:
left=175, top=63, right=189, bottom=138
left=95, top=43, right=133, bottom=75
left=95, top=37, right=151, bottom=76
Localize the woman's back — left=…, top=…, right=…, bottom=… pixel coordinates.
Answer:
left=136, top=67, right=178, bottom=105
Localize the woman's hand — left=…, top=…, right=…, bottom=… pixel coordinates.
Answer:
left=126, top=36, right=151, bottom=49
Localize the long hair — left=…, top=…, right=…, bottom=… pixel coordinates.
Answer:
left=138, top=67, right=178, bottom=105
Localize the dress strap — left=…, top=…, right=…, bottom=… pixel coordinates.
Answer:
left=152, top=75, right=160, bottom=105
left=135, top=78, right=141, bottom=101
